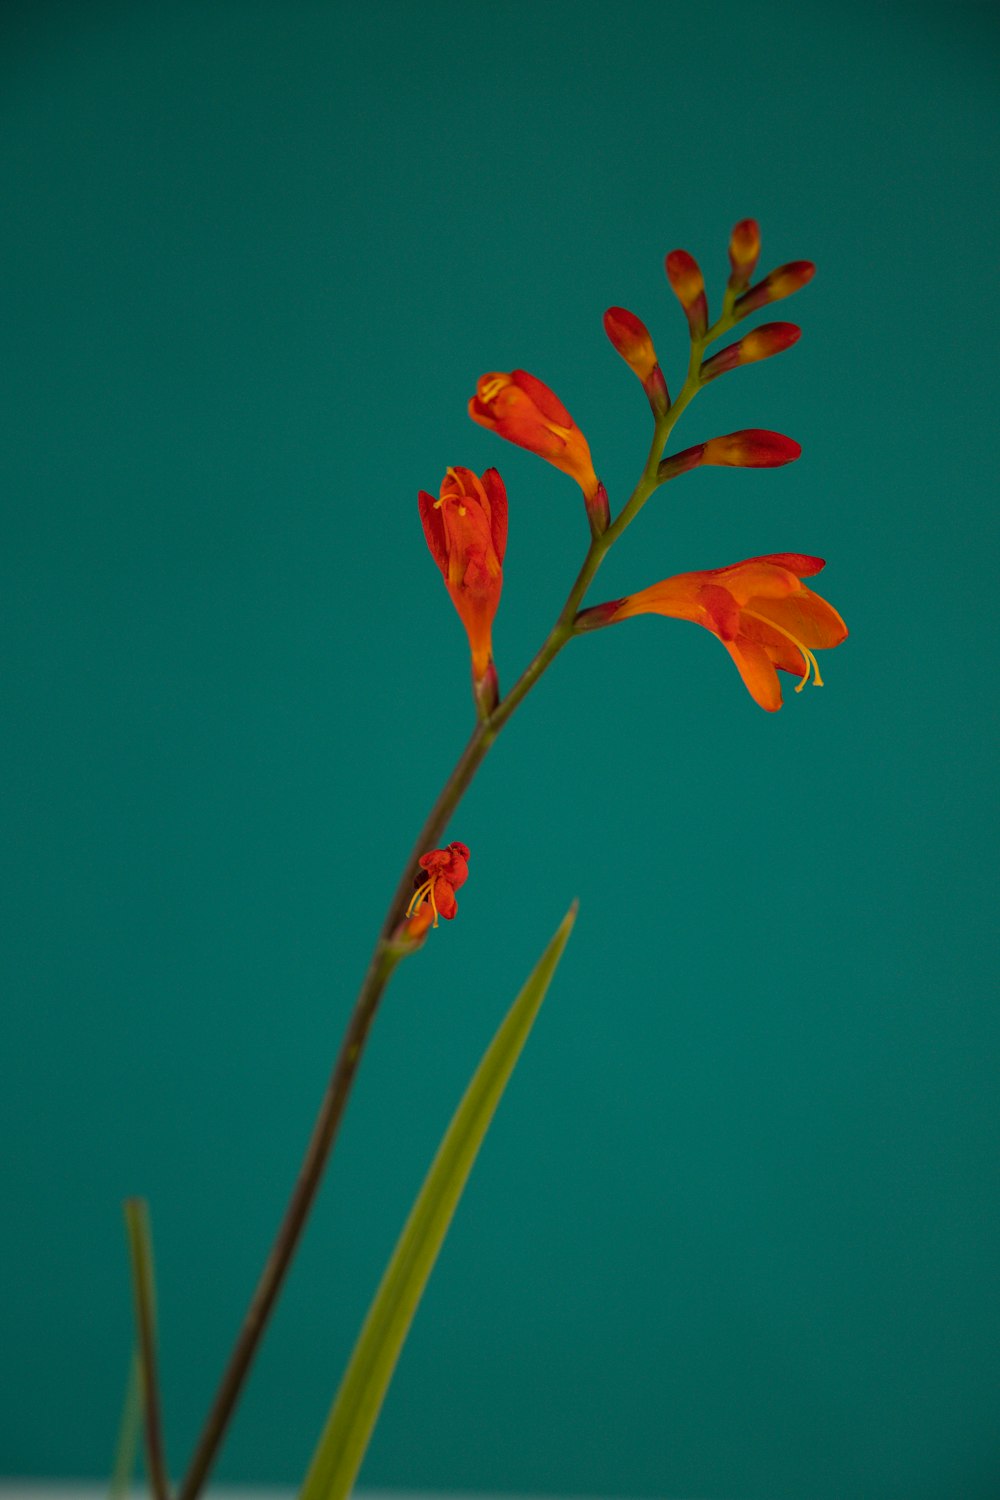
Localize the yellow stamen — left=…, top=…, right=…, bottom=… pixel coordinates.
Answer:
left=405, top=875, right=440, bottom=928
left=480, top=376, right=509, bottom=403
left=743, top=609, right=824, bottom=691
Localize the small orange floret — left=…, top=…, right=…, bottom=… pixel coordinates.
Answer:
left=404, top=841, right=471, bottom=937
left=469, top=369, right=600, bottom=506
left=576, top=554, right=847, bottom=712
left=418, top=468, right=507, bottom=711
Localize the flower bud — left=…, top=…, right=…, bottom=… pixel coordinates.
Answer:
left=700, top=322, right=801, bottom=382
left=727, top=218, right=761, bottom=292
left=702, top=429, right=801, bottom=466
left=588, top=479, right=610, bottom=537
left=665, top=250, right=709, bottom=340
left=603, top=306, right=670, bottom=415
left=734, top=261, right=815, bottom=317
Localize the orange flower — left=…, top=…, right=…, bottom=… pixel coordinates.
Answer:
left=576, top=553, right=847, bottom=712
left=469, top=370, right=603, bottom=515
left=404, top=841, right=471, bottom=939
left=418, top=467, right=507, bottom=712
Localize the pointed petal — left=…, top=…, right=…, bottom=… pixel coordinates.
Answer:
left=748, top=588, right=848, bottom=649
left=481, top=467, right=508, bottom=563
left=511, top=369, right=574, bottom=427
left=418, top=491, right=448, bottom=577
left=435, top=879, right=458, bottom=920
left=722, top=634, right=784, bottom=711
left=754, top=552, right=826, bottom=577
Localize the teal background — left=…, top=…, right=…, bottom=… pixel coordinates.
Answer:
left=2, top=2, right=998, bottom=1496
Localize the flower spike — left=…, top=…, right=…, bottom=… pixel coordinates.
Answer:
left=700, top=322, right=801, bottom=383
left=403, top=842, right=471, bottom=942
left=603, top=306, right=670, bottom=415
left=469, top=369, right=606, bottom=532
left=576, top=554, right=847, bottom=712
left=734, top=260, right=815, bottom=318
left=659, top=428, right=801, bottom=480
left=665, top=250, right=709, bottom=340
left=727, top=218, right=761, bottom=294
left=418, top=467, right=507, bottom=715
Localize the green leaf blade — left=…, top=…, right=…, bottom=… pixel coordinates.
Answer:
left=300, top=900, right=578, bottom=1500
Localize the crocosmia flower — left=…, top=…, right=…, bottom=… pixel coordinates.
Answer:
left=419, top=467, right=507, bottom=711
left=404, top=841, right=471, bottom=940
left=469, top=370, right=603, bottom=515
left=576, top=554, right=847, bottom=712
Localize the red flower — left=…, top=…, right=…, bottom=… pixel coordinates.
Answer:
left=418, top=467, right=507, bottom=711
left=576, top=553, right=847, bottom=712
left=469, top=370, right=604, bottom=522
left=404, top=842, right=471, bottom=939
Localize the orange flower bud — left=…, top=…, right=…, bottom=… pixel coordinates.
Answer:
left=727, top=218, right=761, bottom=293
left=734, top=261, right=815, bottom=317
left=419, top=466, right=507, bottom=711
left=657, top=429, right=800, bottom=481
left=700, top=322, right=801, bottom=382
left=665, top=250, right=709, bottom=340
left=469, top=369, right=601, bottom=510
left=603, top=306, right=670, bottom=415
left=701, top=429, right=801, bottom=467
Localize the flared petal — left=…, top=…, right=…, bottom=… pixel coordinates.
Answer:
left=747, top=587, right=848, bottom=649
left=722, top=633, right=784, bottom=711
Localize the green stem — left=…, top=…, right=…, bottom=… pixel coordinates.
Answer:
left=123, top=1199, right=169, bottom=1500
left=177, top=310, right=735, bottom=1499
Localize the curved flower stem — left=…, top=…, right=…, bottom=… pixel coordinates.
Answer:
left=177, top=308, right=736, bottom=1500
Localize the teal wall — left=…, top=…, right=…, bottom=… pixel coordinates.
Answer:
left=3, top=2, right=998, bottom=1495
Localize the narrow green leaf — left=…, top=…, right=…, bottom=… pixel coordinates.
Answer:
left=108, top=1349, right=142, bottom=1500
left=300, top=901, right=578, bottom=1500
